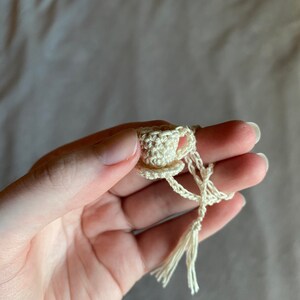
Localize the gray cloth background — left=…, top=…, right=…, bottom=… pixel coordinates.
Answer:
left=1, top=1, right=300, bottom=299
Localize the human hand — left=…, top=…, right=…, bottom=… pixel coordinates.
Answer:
left=0, top=120, right=267, bottom=299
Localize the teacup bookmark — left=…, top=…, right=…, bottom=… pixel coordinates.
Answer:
left=136, top=124, right=234, bottom=295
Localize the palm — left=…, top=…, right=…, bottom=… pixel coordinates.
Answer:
left=22, top=191, right=143, bottom=300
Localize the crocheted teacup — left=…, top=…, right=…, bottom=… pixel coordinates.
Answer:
left=137, top=125, right=196, bottom=179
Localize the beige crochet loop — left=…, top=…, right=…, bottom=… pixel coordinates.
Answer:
left=136, top=124, right=234, bottom=295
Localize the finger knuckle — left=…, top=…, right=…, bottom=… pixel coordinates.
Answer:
left=32, top=154, right=79, bottom=191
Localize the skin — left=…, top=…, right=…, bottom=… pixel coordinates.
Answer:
left=0, top=120, right=267, bottom=300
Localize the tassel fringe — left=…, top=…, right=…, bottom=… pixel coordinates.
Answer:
left=151, top=220, right=201, bottom=295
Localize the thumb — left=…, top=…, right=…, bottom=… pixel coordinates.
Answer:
left=0, top=128, right=139, bottom=243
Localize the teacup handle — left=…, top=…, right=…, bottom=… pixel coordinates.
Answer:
left=175, top=127, right=197, bottom=160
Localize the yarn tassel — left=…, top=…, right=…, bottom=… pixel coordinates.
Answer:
left=151, top=219, right=201, bottom=295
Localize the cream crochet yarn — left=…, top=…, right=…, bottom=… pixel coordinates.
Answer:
left=136, top=124, right=234, bottom=295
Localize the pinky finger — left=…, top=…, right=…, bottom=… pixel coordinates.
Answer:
left=136, top=192, right=245, bottom=273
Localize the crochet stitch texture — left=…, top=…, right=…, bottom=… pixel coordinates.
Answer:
left=136, top=124, right=234, bottom=294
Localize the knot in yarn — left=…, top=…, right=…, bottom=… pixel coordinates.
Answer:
left=192, top=220, right=202, bottom=232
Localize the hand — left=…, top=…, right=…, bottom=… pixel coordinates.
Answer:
left=0, top=120, right=267, bottom=299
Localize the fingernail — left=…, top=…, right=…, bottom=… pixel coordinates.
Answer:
left=241, top=194, right=247, bottom=207
left=96, top=129, right=138, bottom=166
left=257, top=153, right=269, bottom=172
left=246, top=122, right=261, bottom=144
